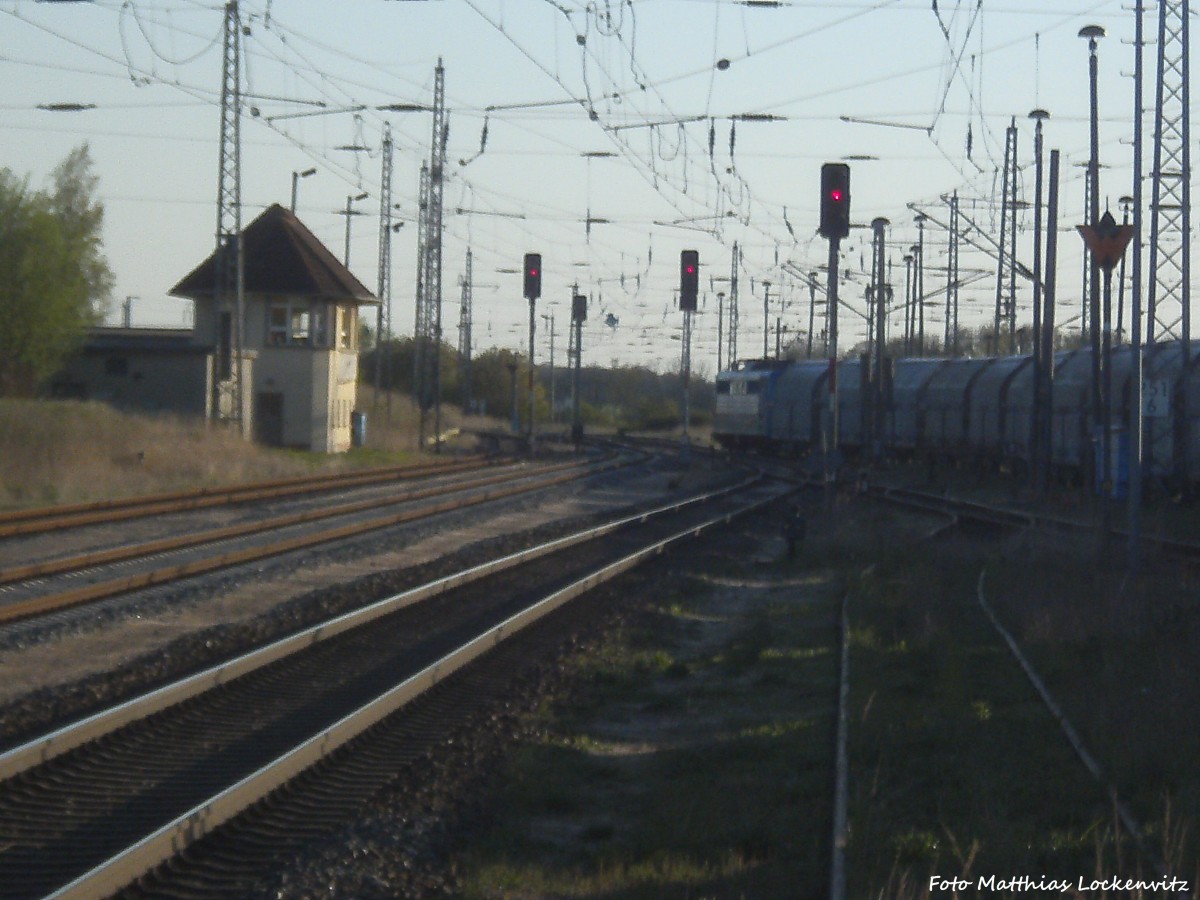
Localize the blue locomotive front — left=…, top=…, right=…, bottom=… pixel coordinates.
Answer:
left=713, top=361, right=787, bottom=450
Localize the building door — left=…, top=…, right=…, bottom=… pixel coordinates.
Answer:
left=255, top=392, right=284, bottom=446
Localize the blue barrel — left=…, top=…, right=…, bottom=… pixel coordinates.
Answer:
left=351, top=411, right=367, bottom=448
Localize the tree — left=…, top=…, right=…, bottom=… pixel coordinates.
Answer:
left=0, top=145, right=113, bottom=396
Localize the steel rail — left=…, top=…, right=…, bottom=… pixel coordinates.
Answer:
left=872, top=482, right=1200, bottom=562
left=0, top=456, right=499, bottom=539
left=0, top=471, right=756, bottom=781
left=0, top=454, right=629, bottom=626
left=24, top=478, right=780, bottom=899
left=0, top=458, right=580, bottom=587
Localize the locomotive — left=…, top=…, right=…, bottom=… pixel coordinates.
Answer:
left=713, top=341, right=1197, bottom=489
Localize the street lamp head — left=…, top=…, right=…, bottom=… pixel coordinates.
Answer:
left=1079, top=24, right=1105, bottom=46
left=352, top=191, right=368, bottom=202
left=298, top=167, right=317, bottom=178
left=1028, top=108, right=1050, bottom=122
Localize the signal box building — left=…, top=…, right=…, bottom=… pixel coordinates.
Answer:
left=170, top=203, right=378, bottom=453
left=53, top=204, right=377, bottom=453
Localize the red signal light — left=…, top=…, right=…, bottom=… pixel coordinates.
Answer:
left=523, top=252, right=542, bottom=300
left=679, top=249, right=699, bottom=311
left=819, top=162, right=851, bottom=239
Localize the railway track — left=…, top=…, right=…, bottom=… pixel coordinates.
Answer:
left=868, top=479, right=1200, bottom=561
left=0, top=473, right=785, bottom=899
left=0, top=452, right=627, bottom=626
left=0, top=456, right=498, bottom=539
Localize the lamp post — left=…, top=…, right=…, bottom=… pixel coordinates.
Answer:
left=902, top=253, right=914, bottom=356
left=1030, top=108, right=1050, bottom=490
left=761, top=280, right=772, bottom=360
left=342, top=191, right=369, bottom=267
left=290, top=167, right=315, bottom=213
left=914, top=214, right=927, bottom=355
left=807, top=272, right=818, bottom=359
left=542, top=312, right=555, bottom=424
left=717, top=291, right=726, bottom=372
left=1080, top=24, right=1105, bottom=436
left=1117, top=194, right=1134, bottom=345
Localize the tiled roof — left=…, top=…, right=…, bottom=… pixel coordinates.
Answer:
left=170, top=204, right=378, bottom=304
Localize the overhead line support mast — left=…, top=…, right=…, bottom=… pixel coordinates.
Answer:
left=213, top=0, right=245, bottom=435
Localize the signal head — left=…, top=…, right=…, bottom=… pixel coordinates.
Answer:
left=523, top=252, right=542, bottom=301
left=680, top=249, right=699, bottom=311
left=819, top=163, right=851, bottom=240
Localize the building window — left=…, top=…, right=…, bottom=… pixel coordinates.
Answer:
left=339, top=306, right=356, bottom=350
left=268, top=300, right=328, bottom=347
left=312, top=305, right=329, bottom=348
left=290, top=308, right=311, bottom=343
left=268, top=306, right=288, bottom=346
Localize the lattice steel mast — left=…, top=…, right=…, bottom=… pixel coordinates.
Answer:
left=375, top=124, right=394, bottom=413
left=992, top=120, right=1018, bottom=354
left=458, top=249, right=473, bottom=415
left=413, top=161, right=430, bottom=432
left=414, top=58, right=448, bottom=451
left=1146, top=0, right=1191, bottom=479
left=944, top=194, right=960, bottom=356
left=213, top=0, right=244, bottom=433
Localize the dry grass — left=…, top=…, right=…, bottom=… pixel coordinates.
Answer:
left=0, top=395, right=500, bottom=510
left=356, top=388, right=499, bottom=456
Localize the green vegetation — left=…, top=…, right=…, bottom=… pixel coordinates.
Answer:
left=845, top=549, right=1112, bottom=889
left=454, top=500, right=1198, bottom=897
left=986, top=535, right=1200, bottom=861
left=361, top=337, right=714, bottom=433
left=457, top=536, right=842, bottom=898
left=0, top=145, right=113, bottom=396
left=843, top=523, right=1198, bottom=894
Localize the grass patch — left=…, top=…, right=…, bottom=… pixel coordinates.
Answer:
left=453, top=497, right=1198, bottom=896
left=455, top=525, right=842, bottom=898
left=844, top=526, right=1199, bottom=894
left=985, top=534, right=1200, bottom=868
left=0, top=395, right=498, bottom=509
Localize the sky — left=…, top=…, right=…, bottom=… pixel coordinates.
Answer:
left=2, top=0, right=1149, bottom=376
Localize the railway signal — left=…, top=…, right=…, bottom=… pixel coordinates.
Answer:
left=523, top=253, right=542, bottom=301
left=680, top=250, right=699, bottom=311
left=819, top=163, right=851, bottom=240
left=818, top=162, right=850, bottom=510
